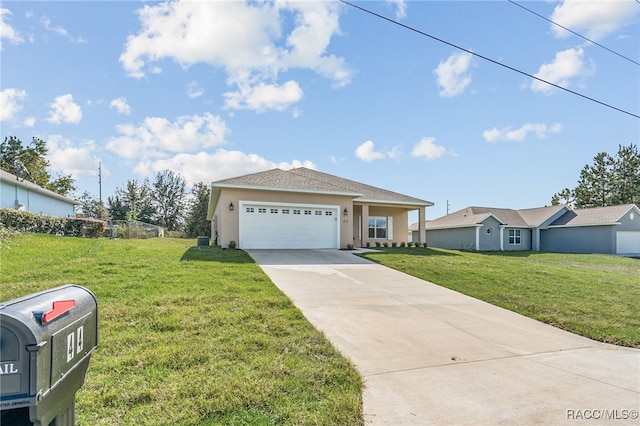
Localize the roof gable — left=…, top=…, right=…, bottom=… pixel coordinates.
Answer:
left=212, top=167, right=433, bottom=206
left=550, top=204, right=639, bottom=226
left=427, top=205, right=569, bottom=230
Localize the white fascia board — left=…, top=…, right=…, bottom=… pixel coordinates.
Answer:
left=427, top=224, right=483, bottom=231
left=355, top=199, right=434, bottom=207
left=212, top=183, right=362, bottom=198
left=547, top=222, right=620, bottom=229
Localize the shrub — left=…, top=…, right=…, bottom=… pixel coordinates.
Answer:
left=375, top=242, right=381, bottom=248
left=399, top=242, right=406, bottom=248
left=0, top=208, right=106, bottom=238
left=383, top=242, right=389, bottom=248
left=346, top=244, right=354, bottom=250
left=391, top=242, right=397, bottom=248
left=422, top=242, right=428, bottom=248
left=366, top=242, right=371, bottom=248
left=228, top=240, right=237, bottom=249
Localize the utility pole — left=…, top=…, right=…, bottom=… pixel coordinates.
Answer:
left=98, top=161, right=102, bottom=204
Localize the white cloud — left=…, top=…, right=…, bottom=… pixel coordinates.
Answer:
left=433, top=51, right=473, bottom=98
left=109, top=97, right=131, bottom=115
left=355, top=140, right=399, bottom=163
left=411, top=137, right=448, bottom=160
left=224, top=80, right=303, bottom=112
left=531, top=48, right=594, bottom=94
left=550, top=0, right=639, bottom=41
left=46, top=135, right=102, bottom=178
left=40, top=15, right=86, bottom=44
left=1, top=8, right=24, bottom=49
left=387, top=0, right=407, bottom=20
left=187, top=81, right=204, bottom=99
left=119, top=1, right=351, bottom=112
left=46, top=94, right=82, bottom=124
left=482, top=123, right=563, bottom=142
left=107, top=113, right=229, bottom=160
left=0, top=88, right=27, bottom=121
left=133, top=149, right=315, bottom=185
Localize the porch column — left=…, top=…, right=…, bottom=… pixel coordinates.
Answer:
left=499, top=226, right=505, bottom=251
left=475, top=226, right=481, bottom=250
left=362, top=204, right=369, bottom=247
left=418, top=207, right=426, bottom=245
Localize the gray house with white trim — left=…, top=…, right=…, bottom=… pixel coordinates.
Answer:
left=0, top=169, right=78, bottom=217
left=415, top=204, right=640, bottom=255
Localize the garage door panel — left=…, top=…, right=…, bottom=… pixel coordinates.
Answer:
left=240, top=203, right=339, bottom=249
left=616, top=231, right=640, bottom=254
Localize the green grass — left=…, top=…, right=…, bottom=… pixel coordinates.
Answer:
left=0, top=234, right=363, bottom=425
left=359, top=248, right=640, bottom=348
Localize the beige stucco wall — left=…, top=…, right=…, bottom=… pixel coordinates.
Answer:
left=353, top=204, right=413, bottom=247
left=212, top=188, right=355, bottom=249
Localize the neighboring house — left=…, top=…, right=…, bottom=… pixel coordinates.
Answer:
left=207, top=167, right=433, bottom=249
left=0, top=169, right=78, bottom=217
left=416, top=204, right=640, bottom=255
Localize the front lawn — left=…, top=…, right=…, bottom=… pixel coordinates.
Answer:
left=0, top=234, right=363, bottom=425
left=359, top=248, right=640, bottom=348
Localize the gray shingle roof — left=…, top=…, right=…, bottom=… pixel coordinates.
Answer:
left=549, top=204, right=638, bottom=226
left=426, top=205, right=567, bottom=229
left=213, top=167, right=433, bottom=206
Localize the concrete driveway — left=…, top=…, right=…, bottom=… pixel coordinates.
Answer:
left=247, top=249, right=640, bottom=425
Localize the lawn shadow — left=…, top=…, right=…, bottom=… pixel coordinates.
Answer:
left=180, top=246, right=255, bottom=264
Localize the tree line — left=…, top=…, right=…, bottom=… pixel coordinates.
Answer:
left=1, top=136, right=210, bottom=237
left=551, top=144, right=639, bottom=208
left=3, top=136, right=638, bottom=237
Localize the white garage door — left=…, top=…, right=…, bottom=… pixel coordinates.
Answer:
left=616, top=232, right=640, bottom=254
left=239, top=202, right=339, bottom=249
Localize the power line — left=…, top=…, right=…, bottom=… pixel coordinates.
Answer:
left=508, top=0, right=639, bottom=66
left=339, top=0, right=640, bottom=120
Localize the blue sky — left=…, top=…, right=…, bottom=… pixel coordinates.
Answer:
left=1, top=0, right=638, bottom=221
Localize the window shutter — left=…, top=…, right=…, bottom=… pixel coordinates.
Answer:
left=387, top=216, right=393, bottom=240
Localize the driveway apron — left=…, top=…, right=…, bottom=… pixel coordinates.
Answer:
left=247, top=249, right=640, bottom=425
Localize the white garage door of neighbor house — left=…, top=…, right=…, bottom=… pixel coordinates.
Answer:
left=239, top=202, right=339, bottom=249
left=616, top=231, right=640, bottom=254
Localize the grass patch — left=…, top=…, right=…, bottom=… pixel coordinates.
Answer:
left=0, top=234, right=362, bottom=425
left=359, top=248, right=640, bottom=348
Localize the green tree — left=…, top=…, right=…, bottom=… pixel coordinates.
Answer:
left=574, top=152, right=615, bottom=208
left=152, top=170, right=187, bottom=231
left=0, top=136, right=76, bottom=196
left=107, top=179, right=154, bottom=222
left=554, top=144, right=639, bottom=209
left=551, top=187, right=575, bottom=206
left=184, top=182, right=211, bottom=238
left=611, top=144, right=640, bottom=205
left=77, top=191, right=109, bottom=219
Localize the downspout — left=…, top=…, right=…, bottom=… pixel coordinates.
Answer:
left=475, top=226, right=480, bottom=251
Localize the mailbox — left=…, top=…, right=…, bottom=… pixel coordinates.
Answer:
left=0, top=285, right=98, bottom=426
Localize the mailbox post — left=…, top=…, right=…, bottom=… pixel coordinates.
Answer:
left=0, top=285, right=98, bottom=426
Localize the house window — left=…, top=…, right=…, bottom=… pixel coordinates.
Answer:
left=368, top=216, right=387, bottom=239
left=509, top=229, right=521, bottom=245
left=258, top=208, right=267, bottom=213
left=246, top=207, right=254, bottom=213
left=293, top=210, right=301, bottom=215
left=304, top=210, right=312, bottom=215
left=325, top=211, right=333, bottom=216
left=315, top=211, right=322, bottom=215
left=270, top=208, right=278, bottom=214
left=282, top=209, right=290, bottom=214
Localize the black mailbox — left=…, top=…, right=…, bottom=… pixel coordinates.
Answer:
left=0, top=284, right=98, bottom=426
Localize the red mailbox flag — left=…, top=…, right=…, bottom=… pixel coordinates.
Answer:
left=42, top=300, right=76, bottom=323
